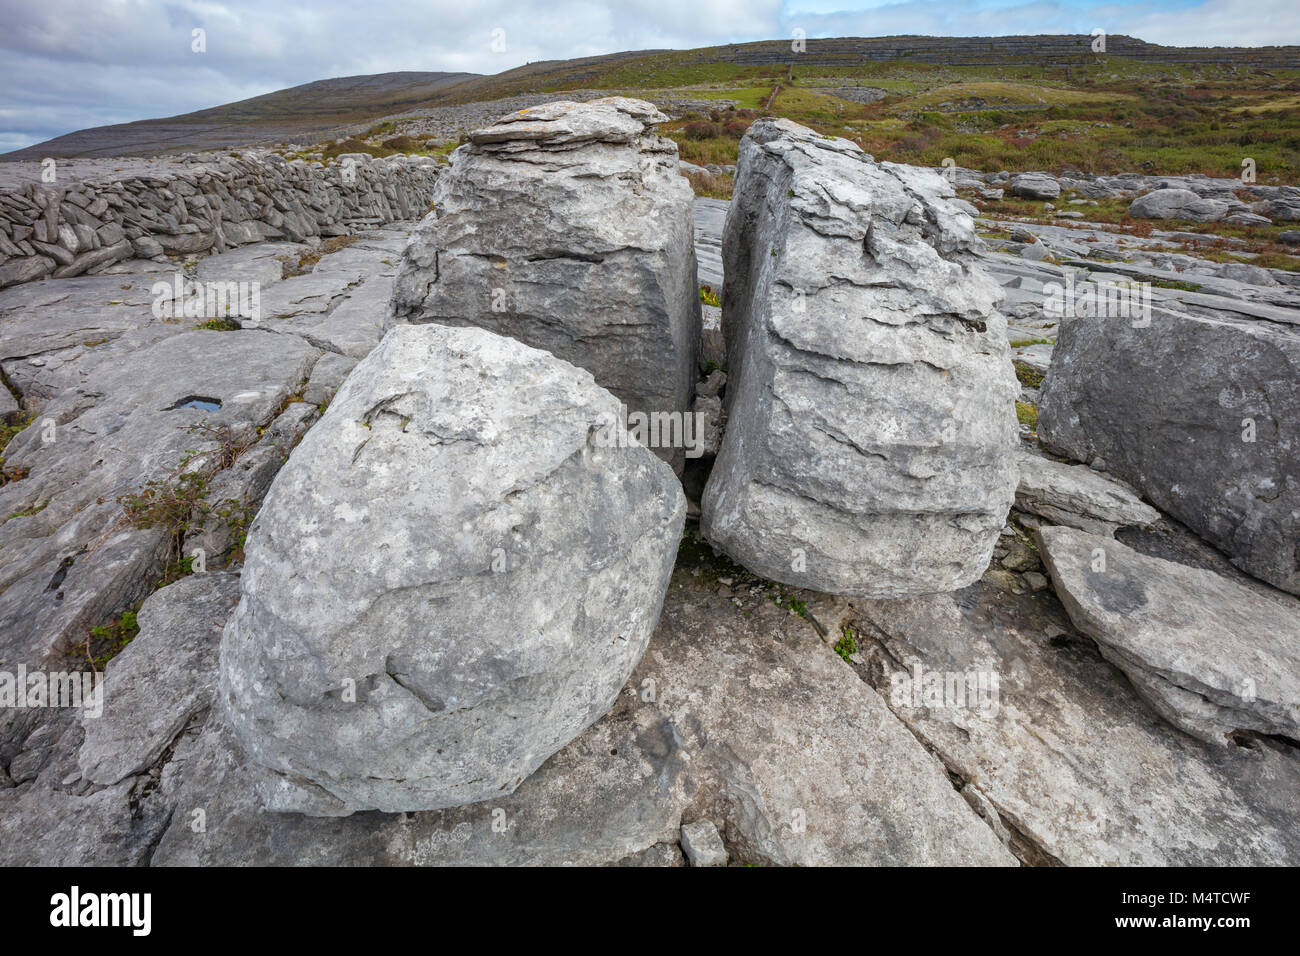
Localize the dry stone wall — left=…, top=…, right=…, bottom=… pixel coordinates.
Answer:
left=0, top=153, right=440, bottom=289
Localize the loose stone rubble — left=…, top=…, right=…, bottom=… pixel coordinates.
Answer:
left=680, top=820, right=728, bottom=867
left=219, top=324, right=686, bottom=815
left=701, top=118, right=1018, bottom=597
left=388, top=97, right=700, bottom=470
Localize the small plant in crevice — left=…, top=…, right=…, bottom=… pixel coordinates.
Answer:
left=197, top=317, right=241, bottom=331
left=117, top=470, right=211, bottom=562
left=773, top=587, right=808, bottom=618
left=115, top=419, right=254, bottom=571
left=834, top=624, right=859, bottom=663
left=187, top=419, right=256, bottom=471
left=1, top=413, right=34, bottom=487
left=83, top=610, right=140, bottom=671
left=1, top=412, right=33, bottom=457
left=6, top=499, right=48, bottom=520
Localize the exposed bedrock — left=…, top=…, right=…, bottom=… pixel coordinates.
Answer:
left=700, top=118, right=1019, bottom=598
left=387, top=97, right=700, bottom=472
left=218, top=323, right=685, bottom=816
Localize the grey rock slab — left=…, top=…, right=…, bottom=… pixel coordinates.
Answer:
left=195, top=241, right=303, bottom=288
left=0, top=255, right=55, bottom=287
left=0, top=273, right=172, bottom=359
left=699, top=303, right=724, bottom=371
left=0, top=382, right=18, bottom=420
left=642, top=564, right=1016, bottom=865
left=693, top=197, right=728, bottom=290
left=1057, top=258, right=1297, bottom=310
left=274, top=273, right=393, bottom=359
left=187, top=401, right=320, bottom=566
left=852, top=582, right=1300, bottom=865
left=1129, top=188, right=1229, bottom=222
left=1015, top=449, right=1160, bottom=537
left=78, top=572, right=241, bottom=786
left=1010, top=172, right=1061, bottom=200
left=1038, top=302, right=1300, bottom=594
left=388, top=97, right=700, bottom=472
left=219, top=324, right=686, bottom=815
left=1036, top=525, right=1300, bottom=746
left=257, top=269, right=357, bottom=319
left=302, top=351, right=355, bottom=406
left=152, top=694, right=692, bottom=866
left=1216, top=262, right=1277, bottom=287
left=0, top=778, right=172, bottom=866
left=701, top=118, right=1019, bottom=598
left=611, top=842, right=686, bottom=866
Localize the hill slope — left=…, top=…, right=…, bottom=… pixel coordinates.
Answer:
left=2, top=71, right=479, bottom=160
left=8, top=35, right=1300, bottom=160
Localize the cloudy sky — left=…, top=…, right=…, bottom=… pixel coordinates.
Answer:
left=2, top=0, right=1296, bottom=153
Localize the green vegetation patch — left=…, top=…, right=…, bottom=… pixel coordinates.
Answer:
left=834, top=624, right=858, bottom=663
left=1016, top=401, right=1039, bottom=429
left=84, top=610, right=140, bottom=670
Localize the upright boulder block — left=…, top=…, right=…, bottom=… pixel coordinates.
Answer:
left=1038, top=304, right=1300, bottom=595
left=701, top=119, right=1018, bottom=597
left=219, top=324, right=686, bottom=815
left=388, top=97, right=700, bottom=471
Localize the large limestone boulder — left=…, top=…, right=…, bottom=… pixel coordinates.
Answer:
left=219, top=324, right=686, bottom=816
left=1037, top=303, right=1300, bottom=595
left=388, top=97, right=700, bottom=470
left=1128, top=188, right=1230, bottom=222
left=1009, top=172, right=1060, bottom=200
left=701, top=118, right=1019, bottom=597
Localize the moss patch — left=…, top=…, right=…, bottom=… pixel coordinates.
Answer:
left=1016, top=401, right=1039, bottom=429
left=1013, top=360, right=1045, bottom=388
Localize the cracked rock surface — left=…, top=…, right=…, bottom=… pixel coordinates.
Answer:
left=849, top=576, right=1300, bottom=865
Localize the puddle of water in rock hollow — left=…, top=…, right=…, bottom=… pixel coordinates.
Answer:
left=170, top=396, right=222, bottom=412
